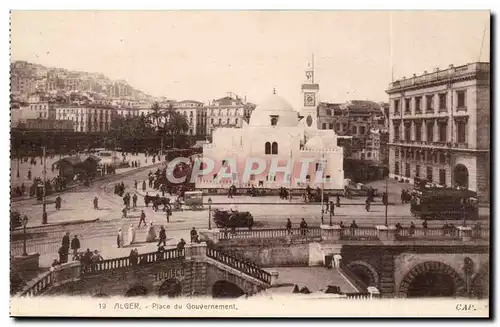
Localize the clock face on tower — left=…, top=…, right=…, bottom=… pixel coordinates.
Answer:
left=306, top=115, right=313, bottom=127
left=304, top=92, right=316, bottom=107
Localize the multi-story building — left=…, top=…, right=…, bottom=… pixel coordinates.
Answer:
left=206, top=95, right=255, bottom=137
left=18, top=119, right=74, bottom=132
left=27, top=101, right=56, bottom=119
left=386, top=62, right=490, bottom=201
left=55, top=104, right=116, bottom=133
left=318, top=100, right=387, bottom=164
left=174, top=100, right=206, bottom=136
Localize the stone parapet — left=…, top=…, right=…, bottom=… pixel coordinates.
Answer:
left=376, top=225, right=398, bottom=241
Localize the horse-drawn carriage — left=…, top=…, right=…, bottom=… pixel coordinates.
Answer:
left=247, top=188, right=267, bottom=197
left=303, top=189, right=329, bottom=203
left=213, top=209, right=254, bottom=229
left=183, top=191, right=203, bottom=210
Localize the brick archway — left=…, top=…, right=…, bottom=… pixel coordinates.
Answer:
left=346, top=260, right=380, bottom=287
left=397, top=261, right=466, bottom=298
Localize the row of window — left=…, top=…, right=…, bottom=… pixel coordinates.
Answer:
left=395, top=149, right=449, bottom=164
left=208, top=109, right=248, bottom=116
left=394, top=120, right=467, bottom=143
left=395, top=162, right=447, bottom=185
left=320, top=122, right=368, bottom=135
left=393, top=90, right=467, bottom=114
left=210, top=118, right=239, bottom=125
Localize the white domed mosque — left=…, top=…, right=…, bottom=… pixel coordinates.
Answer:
left=196, top=61, right=344, bottom=191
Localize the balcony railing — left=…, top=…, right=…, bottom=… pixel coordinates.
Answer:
left=81, top=248, right=185, bottom=275
left=206, top=246, right=271, bottom=284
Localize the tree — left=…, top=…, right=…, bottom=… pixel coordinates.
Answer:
left=107, top=115, right=154, bottom=151
left=147, top=102, right=189, bottom=150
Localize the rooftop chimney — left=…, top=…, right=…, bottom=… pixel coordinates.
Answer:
left=424, top=70, right=428, bottom=74
left=413, top=74, right=417, bottom=77
left=449, top=64, right=454, bottom=68
left=435, top=67, right=440, bottom=72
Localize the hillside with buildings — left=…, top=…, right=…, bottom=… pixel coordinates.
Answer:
left=10, top=60, right=152, bottom=103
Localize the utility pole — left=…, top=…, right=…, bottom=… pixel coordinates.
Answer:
left=320, top=153, right=325, bottom=225
left=289, top=148, right=293, bottom=203
left=384, top=175, right=389, bottom=227
left=42, top=145, right=47, bottom=224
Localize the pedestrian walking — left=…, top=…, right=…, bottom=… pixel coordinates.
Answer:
left=58, top=246, right=68, bottom=264
left=365, top=198, right=371, bottom=212
left=62, top=231, right=70, bottom=251
left=336, top=194, right=341, bottom=207
left=146, top=222, right=157, bottom=242
left=117, top=229, right=124, bottom=248
left=55, top=196, right=62, bottom=211
left=70, top=235, right=81, bottom=260
left=93, top=197, right=99, bottom=210
left=329, top=201, right=335, bottom=217
left=299, top=218, right=308, bottom=236
left=128, top=224, right=136, bottom=245
left=132, top=193, right=138, bottom=208
left=422, top=219, right=428, bottom=236
left=158, top=226, right=167, bottom=247
left=409, top=221, right=416, bottom=236
left=349, top=220, right=358, bottom=236
left=139, top=210, right=146, bottom=227
left=190, top=227, right=199, bottom=243
left=142, top=180, right=146, bottom=191
left=286, top=218, right=292, bottom=235
left=122, top=207, right=127, bottom=218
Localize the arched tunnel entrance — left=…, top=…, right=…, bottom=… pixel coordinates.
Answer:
left=212, top=280, right=245, bottom=299
left=158, top=278, right=182, bottom=298
left=125, top=285, right=149, bottom=297
left=347, top=261, right=379, bottom=287
left=406, top=272, right=456, bottom=298
left=398, top=261, right=466, bottom=298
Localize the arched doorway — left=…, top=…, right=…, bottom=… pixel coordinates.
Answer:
left=158, top=278, right=182, bottom=298
left=125, top=285, right=149, bottom=297
left=470, top=265, right=489, bottom=299
left=346, top=261, right=379, bottom=287
left=212, top=280, right=245, bottom=298
left=398, top=261, right=466, bottom=298
left=454, top=164, right=469, bottom=188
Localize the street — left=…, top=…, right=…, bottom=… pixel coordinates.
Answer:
left=11, top=164, right=490, bottom=268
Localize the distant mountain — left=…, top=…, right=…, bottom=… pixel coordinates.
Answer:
left=10, top=60, right=152, bottom=101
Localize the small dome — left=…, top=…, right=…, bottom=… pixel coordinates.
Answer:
left=304, top=135, right=325, bottom=150
left=249, top=94, right=299, bottom=127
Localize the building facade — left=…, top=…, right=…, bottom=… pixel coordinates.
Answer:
left=206, top=96, right=255, bottom=137
left=55, top=105, right=117, bottom=133
left=174, top=100, right=207, bottom=136
left=386, top=62, right=490, bottom=201
left=317, top=100, right=387, bottom=165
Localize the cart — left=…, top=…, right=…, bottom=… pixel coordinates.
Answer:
left=183, top=191, right=204, bottom=210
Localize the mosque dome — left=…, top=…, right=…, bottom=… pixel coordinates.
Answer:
left=304, top=135, right=325, bottom=150
left=249, top=93, right=299, bottom=127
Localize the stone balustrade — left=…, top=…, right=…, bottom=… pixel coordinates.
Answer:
left=207, top=225, right=489, bottom=243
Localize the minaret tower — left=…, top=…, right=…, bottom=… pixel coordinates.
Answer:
left=300, top=54, right=320, bottom=129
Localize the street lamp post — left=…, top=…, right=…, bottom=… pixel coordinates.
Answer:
left=22, top=215, right=28, bottom=256
left=384, top=175, right=389, bottom=227
left=208, top=197, right=212, bottom=230
left=42, top=146, right=47, bottom=225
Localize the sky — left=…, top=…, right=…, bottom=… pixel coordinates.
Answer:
left=11, top=11, right=490, bottom=107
